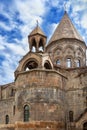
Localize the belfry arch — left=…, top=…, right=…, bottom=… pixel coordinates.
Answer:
left=28, top=25, right=47, bottom=52
left=44, top=61, right=52, bottom=69
left=24, top=59, right=38, bottom=71
left=31, top=38, right=37, bottom=52
left=39, top=38, right=45, bottom=51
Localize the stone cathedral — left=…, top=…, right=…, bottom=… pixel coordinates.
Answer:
left=0, top=12, right=87, bottom=130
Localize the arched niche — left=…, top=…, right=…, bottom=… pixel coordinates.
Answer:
left=24, top=105, right=30, bottom=122
left=31, top=38, right=37, bottom=52
left=44, top=61, right=52, bottom=69
left=53, top=46, right=63, bottom=57
left=54, top=56, right=62, bottom=66
left=64, top=45, right=74, bottom=56
left=24, top=59, right=38, bottom=71
left=64, top=45, right=74, bottom=52
left=75, top=47, right=85, bottom=57
left=39, top=38, right=44, bottom=52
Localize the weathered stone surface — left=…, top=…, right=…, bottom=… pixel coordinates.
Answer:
left=0, top=11, right=87, bottom=130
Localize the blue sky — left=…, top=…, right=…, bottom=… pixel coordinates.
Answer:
left=0, top=0, right=87, bottom=85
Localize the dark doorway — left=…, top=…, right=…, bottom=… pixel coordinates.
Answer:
left=83, top=122, right=87, bottom=130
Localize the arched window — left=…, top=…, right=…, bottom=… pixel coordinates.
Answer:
left=76, top=59, right=80, bottom=67
left=11, top=88, right=15, bottom=96
left=39, top=39, right=44, bottom=52
left=39, top=46, right=43, bottom=51
left=31, top=39, right=37, bottom=52
left=32, top=46, right=36, bottom=52
left=56, top=59, right=60, bottom=65
left=24, top=60, right=38, bottom=71
left=67, top=58, right=71, bottom=68
left=24, top=105, right=29, bottom=122
left=44, top=61, right=52, bottom=69
left=83, top=122, right=87, bottom=130
left=69, top=111, right=73, bottom=122
left=13, top=105, right=15, bottom=115
left=5, top=115, right=9, bottom=124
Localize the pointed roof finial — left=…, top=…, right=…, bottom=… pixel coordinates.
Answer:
left=48, top=9, right=84, bottom=44
left=29, top=20, right=46, bottom=37
left=36, top=20, right=38, bottom=27
left=64, top=3, right=67, bottom=13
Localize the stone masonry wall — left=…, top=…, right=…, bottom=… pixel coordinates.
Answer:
left=0, top=121, right=64, bottom=130
left=64, top=69, right=87, bottom=122
left=46, top=39, right=86, bottom=68
left=15, top=70, right=65, bottom=89
left=0, top=98, right=15, bottom=124
left=14, top=70, right=66, bottom=122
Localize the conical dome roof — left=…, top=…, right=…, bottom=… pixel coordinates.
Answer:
left=29, top=25, right=46, bottom=37
left=48, top=12, right=84, bottom=44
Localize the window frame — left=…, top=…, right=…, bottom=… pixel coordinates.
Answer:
left=56, top=59, right=60, bottom=65
left=24, top=105, right=29, bottom=122
left=5, top=115, right=9, bottom=124
left=76, top=59, right=80, bottom=67
left=66, top=58, right=72, bottom=68
left=69, top=111, right=73, bottom=122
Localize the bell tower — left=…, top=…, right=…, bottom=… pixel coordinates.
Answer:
left=28, top=24, right=47, bottom=52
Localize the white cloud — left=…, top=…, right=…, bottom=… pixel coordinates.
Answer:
left=0, top=0, right=87, bottom=85
left=47, top=23, right=58, bottom=42
left=14, top=0, right=46, bottom=23
left=49, top=0, right=59, bottom=7
left=66, top=0, right=87, bottom=45
left=7, top=43, right=26, bottom=55
left=0, top=60, right=15, bottom=85
left=81, top=13, right=87, bottom=29
left=0, top=35, right=7, bottom=49
left=0, top=22, right=11, bottom=31
left=0, top=34, right=24, bottom=84
left=0, top=0, right=49, bottom=85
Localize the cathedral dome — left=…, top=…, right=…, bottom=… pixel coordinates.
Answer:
left=48, top=12, right=84, bottom=45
